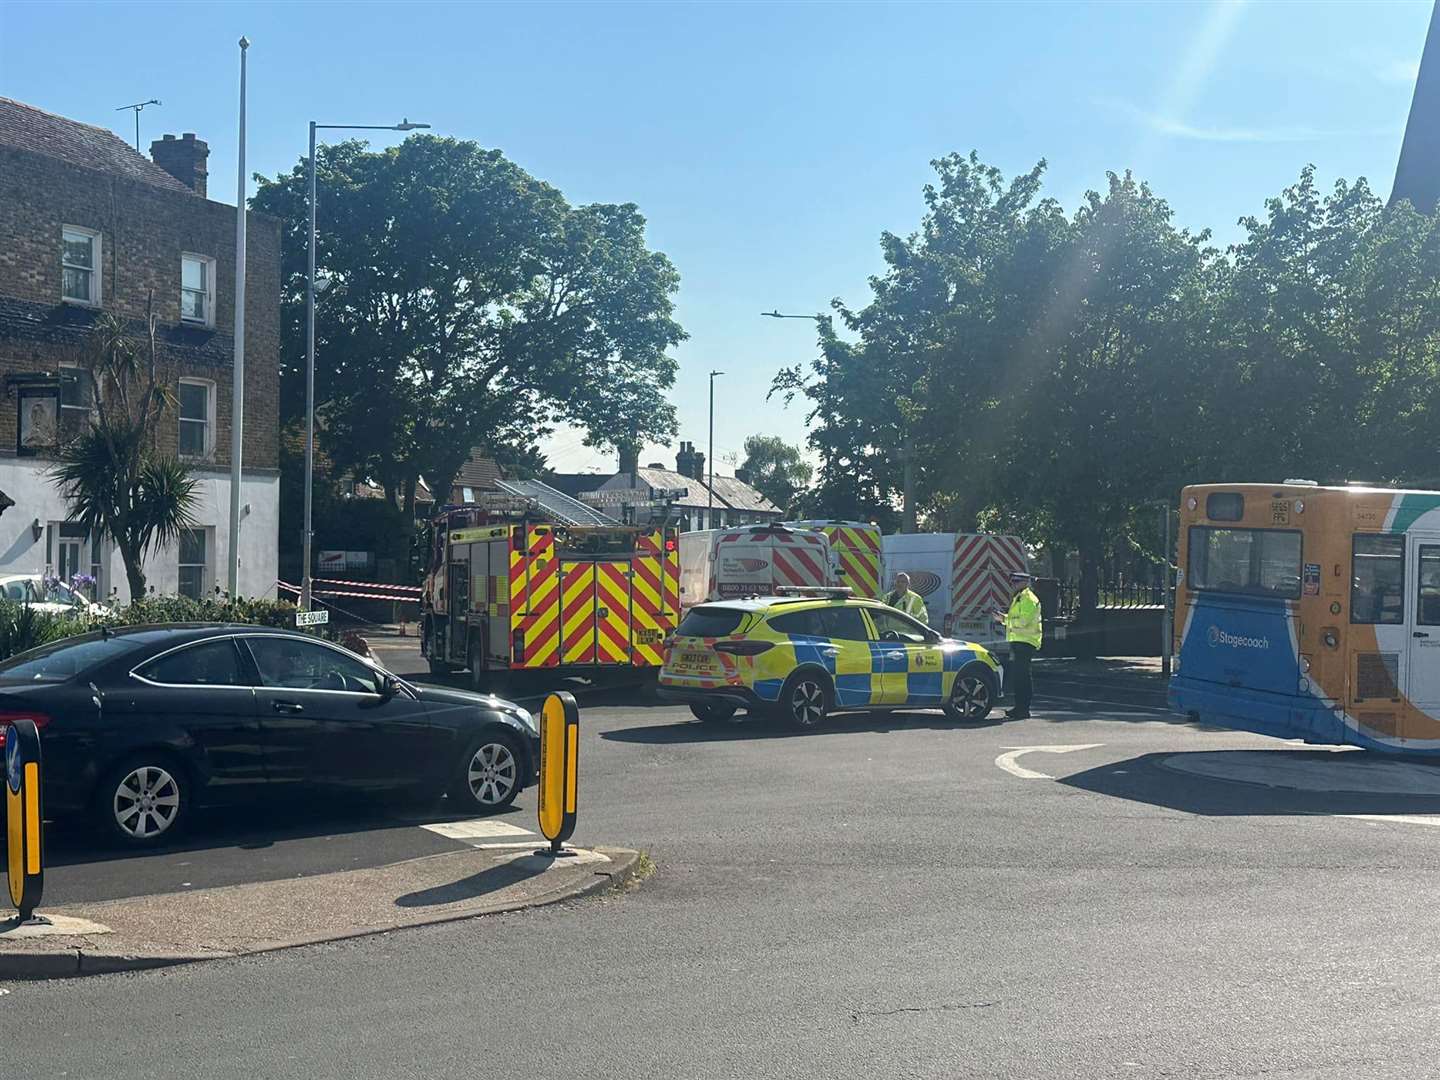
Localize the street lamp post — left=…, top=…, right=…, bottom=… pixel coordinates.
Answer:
left=301, top=117, right=429, bottom=611
left=708, top=370, right=723, bottom=527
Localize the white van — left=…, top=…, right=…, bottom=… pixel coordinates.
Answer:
left=881, top=532, right=1029, bottom=642
left=678, top=524, right=836, bottom=608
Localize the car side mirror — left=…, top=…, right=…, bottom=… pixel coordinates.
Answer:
left=378, top=673, right=399, bottom=700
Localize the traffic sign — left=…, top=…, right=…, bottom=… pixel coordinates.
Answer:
left=536, top=691, right=579, bottom=856
left=295, top=609, right=329, bottom=627
left=5, top=719, right=43, bottom=921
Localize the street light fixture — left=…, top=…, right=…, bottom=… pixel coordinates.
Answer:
left=761, top=309, right=825, bottom=321
left=302, top=117, right=431, bottom=611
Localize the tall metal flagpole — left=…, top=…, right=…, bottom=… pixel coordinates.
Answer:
left=301, top=120, right=318, bottom=612
left=228, top=37, right=249, bottom=598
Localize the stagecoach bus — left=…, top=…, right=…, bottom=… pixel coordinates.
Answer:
left=1170, top=481, right=1440, bottom=752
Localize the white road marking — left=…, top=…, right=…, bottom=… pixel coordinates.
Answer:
left=995, top=744, right=1104, bottom=780
left=474, top=840, right=553, bottom=850
left=1339, top=814, right=1440, bottom=828
left=421, top=819, right=535, bottom=840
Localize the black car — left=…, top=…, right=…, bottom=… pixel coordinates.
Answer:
left=0, top=624, right=540, bottom=846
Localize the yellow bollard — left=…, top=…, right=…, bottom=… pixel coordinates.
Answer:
left=536, top=691, right=579, bottom=857
left=5, top=719, right=43, bottom=922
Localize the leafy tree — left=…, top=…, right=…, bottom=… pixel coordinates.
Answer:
left=251, top=136, right=685, bottom=518
left=791, top=148, right=1440, bottom=620
left=52, top=300, right=199, bottom=600
left=739, top=434, right=813, bottom=513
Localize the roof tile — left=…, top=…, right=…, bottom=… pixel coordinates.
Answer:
left=0, top=96, right=195, bottom=195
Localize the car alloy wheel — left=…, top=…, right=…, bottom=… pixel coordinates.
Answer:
left=951, top=675, right=992, bottom=721
left=113, top=765, right=181, bottom=840
left=467, top=741, right=518, bottom=807
left=788, top=678, right=826, bottom=727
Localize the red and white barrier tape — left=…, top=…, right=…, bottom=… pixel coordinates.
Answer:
left=311, top=577, right=421, bottom=596
left=277, top=580, right=420, bottom=604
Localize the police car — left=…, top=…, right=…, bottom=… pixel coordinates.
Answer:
left=657, top=588, right=1002, bottom=727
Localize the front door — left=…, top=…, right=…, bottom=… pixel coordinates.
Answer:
left=1408, top=537, right=1440, bottom=710
left=242, top=634, right=440, bottom=795
left=866, top=606, right=942, bottom=705
left=50, top=522, right=94, bottom=593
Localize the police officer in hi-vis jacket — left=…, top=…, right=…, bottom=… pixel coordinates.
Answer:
left=995, top=571, right=1042, bottom=719
left=883, top=572, right=930, bottom=623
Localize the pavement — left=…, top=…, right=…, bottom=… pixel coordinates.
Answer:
left=9, top=645, right=1440, bottom=1077
left=0, top=842, right=639, bottom=978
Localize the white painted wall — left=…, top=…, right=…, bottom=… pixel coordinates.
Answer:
left=0, top=459, right=279, bottom=603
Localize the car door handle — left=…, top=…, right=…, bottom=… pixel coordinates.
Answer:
left=885, top=651, right=906, bottom=661
left=272, top=701, right=304, bottom=714
left=1416, top=632, right=1431, bottom=639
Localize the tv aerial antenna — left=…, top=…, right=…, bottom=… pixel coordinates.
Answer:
left=115, top=99, right=161, bottom=152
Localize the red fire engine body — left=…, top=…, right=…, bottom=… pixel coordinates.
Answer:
left=421, top=506, right=680, bottom=689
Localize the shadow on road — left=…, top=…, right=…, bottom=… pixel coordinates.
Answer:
left=37, top=796, right=529, bottom=868
left=1062, top=748, right=1440, bottom=817
left=394, top=856, right=550, bottom=908
left=602, top=709, right=1008, bottom=744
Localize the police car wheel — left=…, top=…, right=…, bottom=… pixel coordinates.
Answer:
left=945, top=670, right=994, bottom=723
left=776, top=672, right=830, bottom=728
left=689, top=701, right=737, bottom=723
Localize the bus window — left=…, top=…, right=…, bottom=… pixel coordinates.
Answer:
left=1417, top=544, right=1440, bottom=626
left=1351, top=534, right=1405, bottom=625
left=1187, top=526, right=1302, bottom=599
left=1205, top=492, right=1245, bottom=522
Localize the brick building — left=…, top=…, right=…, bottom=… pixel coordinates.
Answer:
left=0, top=97, right=280, bottom=600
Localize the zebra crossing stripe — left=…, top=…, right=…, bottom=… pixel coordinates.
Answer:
left=421, top=819, right=536, bottom=840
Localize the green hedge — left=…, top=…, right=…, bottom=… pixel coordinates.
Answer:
left=0, top=596, right=371, bottom=663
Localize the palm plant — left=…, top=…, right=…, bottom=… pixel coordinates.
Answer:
left=51, top=294, right=198, bottom=600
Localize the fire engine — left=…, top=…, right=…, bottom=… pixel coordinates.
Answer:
left=421, top=501, right=680, bottom=690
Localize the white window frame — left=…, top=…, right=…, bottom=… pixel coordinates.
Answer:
left=58, top=362, right=94, bottom=416
left=61, top=225, right=101, bottom=307
left=177, top=377, right=216, bottom=459
left=180, top=253, right=216, bottom=328
left=177, top=526, right=212, bottom=600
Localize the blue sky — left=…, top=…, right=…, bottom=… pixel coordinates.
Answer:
left=0, top=0, right=1431, bottom=475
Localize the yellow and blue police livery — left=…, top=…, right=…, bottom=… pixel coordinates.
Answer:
left=658, top=589, right=1002, bottom=728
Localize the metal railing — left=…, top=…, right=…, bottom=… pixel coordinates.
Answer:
left=1055, top=579, right=1166, bottom=618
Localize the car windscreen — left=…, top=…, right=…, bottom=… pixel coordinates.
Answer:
left=676, top=607, right=747, bottom=637
left=0, top=631, right=164, bottom=683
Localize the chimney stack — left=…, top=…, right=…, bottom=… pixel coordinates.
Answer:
left=693, top=449, right=706, bottom=484
left=735, top=465, right=752, bottom=485
left=675, top=441, right=694, bottom=478
left=150, top=133, right=209, bottom=196
left=618, top=443, right=640, bottom=476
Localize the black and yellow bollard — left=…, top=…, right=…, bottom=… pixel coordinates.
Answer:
left=5, top=719, right=43, bottom=922
left=536, top=691, right=579, bottom=857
